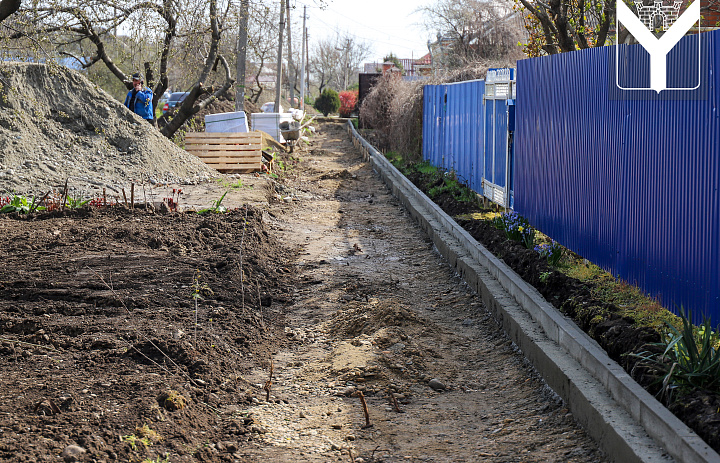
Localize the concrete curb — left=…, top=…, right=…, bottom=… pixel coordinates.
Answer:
left=346, top=122, right=720, bottom=463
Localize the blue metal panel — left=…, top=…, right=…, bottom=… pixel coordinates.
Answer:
left=422, top=80, right=485, bottom=192
left=422, top=86, right=432, bottom=162
left=446, top=84, right=459, bottom=172
left=484, top=100, right=495, bottom=184
left=508, top=100, right=516, bottom=193
left=515, top=30, right=720, bottom=324
left=422, top=85, right=445, bottom=167
left=471, top=81, right=484, bottom=192
left=493, top=101, right=508, bottom=188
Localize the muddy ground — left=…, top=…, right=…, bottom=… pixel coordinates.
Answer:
left=0, top=122, right=607, bottom=462
left=0, top=205, right=295, bottom=463
left=402, top=169, right=720, bottom=452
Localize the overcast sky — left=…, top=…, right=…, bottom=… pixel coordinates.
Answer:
left=294, top=0, right=432, bottom=62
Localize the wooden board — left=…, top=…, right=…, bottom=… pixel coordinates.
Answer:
left=184, top=132, right=263, bottom=173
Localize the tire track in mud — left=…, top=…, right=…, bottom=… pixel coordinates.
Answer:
left=240, top=123, right=608, bottom=463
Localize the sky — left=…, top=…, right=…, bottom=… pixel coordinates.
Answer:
left=293, top=0, right=433, bottom=63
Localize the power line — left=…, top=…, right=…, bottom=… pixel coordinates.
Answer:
left=294, top=0, right=427, bottom=50
left=307, top=12, right=425, bottom=54
left=298, top=0, right=423, bottom=46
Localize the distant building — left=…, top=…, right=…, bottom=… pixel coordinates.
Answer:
left=363, top=56, right=433, bottom=77
left=427, top=32, right=459, bottom=72
left=246, top=63, right=278, bottom=90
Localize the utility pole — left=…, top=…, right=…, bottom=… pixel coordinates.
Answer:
left=300, top=6, right=306, bottom=111
left=286, top=0, right=294, bottom=108
left=235, top=0, right=249, bottom=112
left=274, top=0, right=285, bottom=113
left=344, top=38, right=350, bottom=91
left=336, top=38, right=350, bottom=90
left=305, top=27, right=310, bottom=100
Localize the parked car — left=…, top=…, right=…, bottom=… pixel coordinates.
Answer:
left=162, top=92, right=189, bottom=114
left=157, top=91, right=171, bottom=109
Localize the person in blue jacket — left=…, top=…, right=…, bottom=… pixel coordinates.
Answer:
left=124, top=72, right=154, bottom=124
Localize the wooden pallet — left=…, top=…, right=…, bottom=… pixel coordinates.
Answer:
left=185, top=132, right=263, bottom=173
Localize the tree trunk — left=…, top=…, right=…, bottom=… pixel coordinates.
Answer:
left=236, top=0, right=249, bottom=113
left=274, top=0, right=285, bottom=112
left=0, top=0, right=20, bottom=23
left=286, top=0, right=295, bottom=108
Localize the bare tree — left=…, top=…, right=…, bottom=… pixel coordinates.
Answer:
left=310, top=31, right=370, bottom=93
left=512, top=0, right=614, bottom=56
left=242, top=1, right=281, bottom=103
left=310, top=36, right=341, bottom=94
left=7, top=0, right=234, bottom=138
left=419, top=0, right=525, bottom=67
left=158, top=0, right=234, bottom=137
left=8, top=1, right=178, bottom=109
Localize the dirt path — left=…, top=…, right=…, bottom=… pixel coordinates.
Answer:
left=239, top=123, right=608, bottom=462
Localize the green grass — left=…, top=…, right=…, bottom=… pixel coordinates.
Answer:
left=558, top=257, right=677, bottom=331
left=386, top=154, right=477, bottom=204
left=215, top=178, right=251, bottom=190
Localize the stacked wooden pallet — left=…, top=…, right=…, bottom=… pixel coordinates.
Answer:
left=184, top=132, right=263, bottom=173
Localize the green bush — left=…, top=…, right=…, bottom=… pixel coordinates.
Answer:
left=631, top=309, right=720, bottom=401
left=314, top=88, right=340, bottom=116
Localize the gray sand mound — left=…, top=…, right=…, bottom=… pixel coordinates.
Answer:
left=0, top=63, right=217, bottom=196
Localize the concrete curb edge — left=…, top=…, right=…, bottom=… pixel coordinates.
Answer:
left=346, top=121, right=719, bottom=463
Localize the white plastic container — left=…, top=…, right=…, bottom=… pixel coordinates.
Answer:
left=204, top=111, right=249, bottom=133
left=250, top=112, right=294, bottom=143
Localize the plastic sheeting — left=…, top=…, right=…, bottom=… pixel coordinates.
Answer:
left=205, top=111, right=249, bottom=133
left=250, top=113, right=294, bottom=143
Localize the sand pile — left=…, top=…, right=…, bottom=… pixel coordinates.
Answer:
left=0, top=63, right=217, bottom=196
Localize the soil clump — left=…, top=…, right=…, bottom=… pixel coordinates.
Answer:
left=0, top=206, right=295, bottom=462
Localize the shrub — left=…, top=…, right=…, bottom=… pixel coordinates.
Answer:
left=314, top=88, right=340, bottom=116
left=359, top=59, right=518, bottom=162
left=631, top=309, right=720, bottom=401
left=338, top=90, right=358, bottom=117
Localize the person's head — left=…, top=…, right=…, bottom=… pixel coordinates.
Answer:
left=132, top=72, right=143, bottom=89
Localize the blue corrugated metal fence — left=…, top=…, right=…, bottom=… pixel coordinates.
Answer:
left=515, top=30, right=720, bottom=323
left=422, top=79, right=485, bottom=194
left=421, top=31, right=720, bottom=322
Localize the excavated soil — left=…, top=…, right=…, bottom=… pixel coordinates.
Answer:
left=0, top=205, right=296, bottom=462
left=0, top=122, right=609, bottom=462
left=0, top=63, right=217, bottom=197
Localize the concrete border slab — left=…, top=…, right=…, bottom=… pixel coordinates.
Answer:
left=346, top=122, right=720, bottom=463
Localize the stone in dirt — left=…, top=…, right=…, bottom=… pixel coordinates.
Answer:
left=61, top=444, right=86, bottom=461
left=428, top=378, right=446, bottom=391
